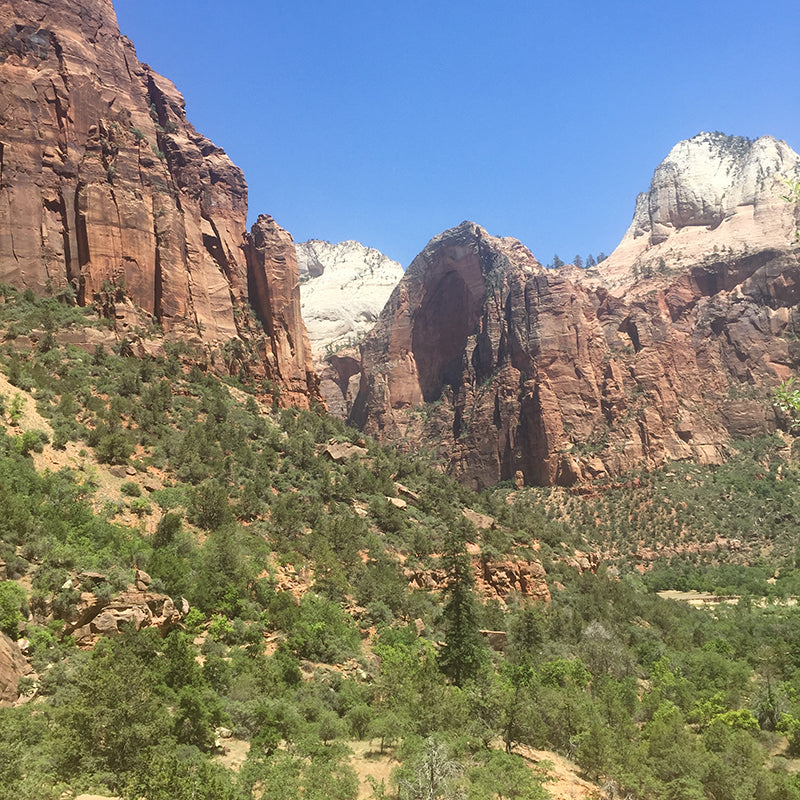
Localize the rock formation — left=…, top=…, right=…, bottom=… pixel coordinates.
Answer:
left=592, top=132, right=800, bottom=293
left=0, top=631, right=29, bottom=705
left=351, top=135, right=800, bottom=489
left=297, top=239, right=404, bottom=355
left=297, top=239, right=404, bottom=416
left=0, top=0, right=318, bottom=406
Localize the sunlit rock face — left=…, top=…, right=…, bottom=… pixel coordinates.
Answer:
left=594, top=133, right=800, bottom=294
left=297, top=239, right=404, bottom=355
left=0, top=0, right=319, bottom=406
left=351, top=135, right=800, bottom=489
left=297, top=239, right=403, bottom=415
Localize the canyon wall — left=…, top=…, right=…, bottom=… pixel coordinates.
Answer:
left=0, top=0, right=317, bottom=405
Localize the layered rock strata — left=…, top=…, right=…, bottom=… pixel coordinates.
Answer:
left=352, top=135, right=800, bottom=488
left=0, top=0, right=317, bottom=405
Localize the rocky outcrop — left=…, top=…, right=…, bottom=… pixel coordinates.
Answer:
left=594, top=133, right=800, bottom=293
left=478, top=559, right=550, bottom=603
left=352, top=134, right=800, bottom=488
left=404, top=554, right=550, bottom=603
left=245, top=216, right=318, bottom=405
left=0, top=631, right=29, bottom=705
left=66, top=588, right=187, bottom=643
left=0, top=0, right=318, bottom=406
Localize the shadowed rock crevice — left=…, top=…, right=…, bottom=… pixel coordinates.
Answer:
left=413, top=268, right=483, bottom=402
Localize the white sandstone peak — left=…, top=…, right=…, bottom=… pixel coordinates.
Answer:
left=595, top=133, right=800, bottom=293
left=297, top=239, right=404, bottom=356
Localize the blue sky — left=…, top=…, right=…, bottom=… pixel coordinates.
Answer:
left=114, top=0, right=800, bottom=268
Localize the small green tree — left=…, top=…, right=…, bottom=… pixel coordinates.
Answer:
left=438, top=523, right=486, bottom=687
left=782, top=177, right=800, bottom=241
left=0, top=582, right=26, bottom=638
left=774, top=377, right=800, bottom=431
left=467, top=749, right=550, bottom=800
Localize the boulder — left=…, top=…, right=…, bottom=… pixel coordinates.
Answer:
left=0, top=631, right=31, bottom=706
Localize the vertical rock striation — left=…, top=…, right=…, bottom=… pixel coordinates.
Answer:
left=0, top=0, right=319, bottom=405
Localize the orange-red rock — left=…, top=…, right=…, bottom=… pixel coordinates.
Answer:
left=352, top=221, right=800, bottom=489
left=0, top=0, right=318, bottom=405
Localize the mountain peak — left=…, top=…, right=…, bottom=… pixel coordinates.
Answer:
left=297, top=239, right=404, bottom=356
left=595, top=132, right=800, bottom=292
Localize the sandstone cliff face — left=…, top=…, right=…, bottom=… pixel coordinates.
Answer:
left=297, top=239, right=404, bottom=415
left=297, top=239, right=404, bottom=356
left=352, top=135, right=800, bottom=488
left=0, top=631, right=29, bottom=706
left=0, top=0, right=318, bottom=406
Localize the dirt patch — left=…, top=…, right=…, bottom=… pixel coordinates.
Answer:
left=212, top=737, right=250, bottom=772
left=0, top=372, right=53, bottom=434
left=516, top=745, right=600, bottom=800
left=348, top=739, right=396, bottom=799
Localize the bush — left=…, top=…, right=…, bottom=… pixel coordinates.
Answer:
left=188, top=480, right=231, bottom=531
left=0, top=582, right=27, bottom=637
left=284, top=593, right=360, bottom=664
left=120, top=481, right=141, bottom=497
left=130, top=497, right=152, bottom=517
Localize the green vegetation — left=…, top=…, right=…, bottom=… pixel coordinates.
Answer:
left=1, top=288, right=800, bottom=798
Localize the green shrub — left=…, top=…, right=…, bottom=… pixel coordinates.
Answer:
left=0, top=582, right=27, bottom=637
left=284, top=593, right=360, bottom=664
left=130, top=497, right=152, bottom=517
left=120, top=481, right=141, bottom=498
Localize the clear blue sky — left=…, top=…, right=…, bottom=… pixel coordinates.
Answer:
left=114, top=0, right=800, bottom=268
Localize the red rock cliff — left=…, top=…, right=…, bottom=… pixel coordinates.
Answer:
left=0, top=0, right=318, bottom=406
left=351, top=219, right=800, bottom=490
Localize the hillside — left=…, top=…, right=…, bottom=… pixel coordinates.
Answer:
left=1, top=288, right=800, bottom=800
left=2, top=2, right=800, bottom=800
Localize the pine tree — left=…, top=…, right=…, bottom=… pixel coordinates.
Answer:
left=439, top=522, right=486, bottom=687
left=573, top=255, right=583, bottom=269
left=586, top=253, right=596, bottom=268
left=552, top=254, right=564, bottom=268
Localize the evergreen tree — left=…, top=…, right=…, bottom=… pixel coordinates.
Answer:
left=552, top=254, right=564, bottom=268
left=586, top=253, right=596, bottom=268
left=573, top=254, right=583, bottom=269
left=439, top=523, right=486, bottom=687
